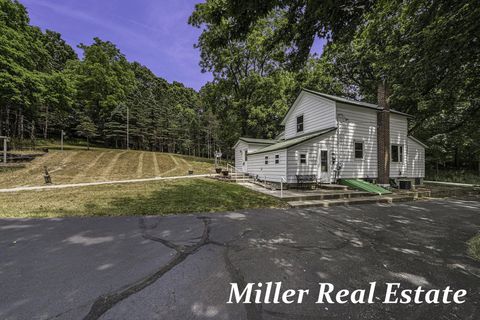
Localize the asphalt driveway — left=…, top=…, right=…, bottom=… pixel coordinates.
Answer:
left=1, top=199, right=479, bottom=319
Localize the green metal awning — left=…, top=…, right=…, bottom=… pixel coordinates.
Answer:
left=340, top=179, right=392, bottom=195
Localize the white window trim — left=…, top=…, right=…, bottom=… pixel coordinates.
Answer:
left=274, top=154, right=280, bottom=165
left=264, top=155, right=269, bottom=165
left=354, top=140, right=364, bottom=160
left=299, top=153, right=308, bottom=165
left=391, top=144, right=404, bottom=163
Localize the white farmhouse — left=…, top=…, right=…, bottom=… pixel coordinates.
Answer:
left=233, top=88, right=426, bottom=188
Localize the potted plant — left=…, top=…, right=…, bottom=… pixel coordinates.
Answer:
left=222, top=170, right=229, bottom=177
left=215, top=167, right=222, bottom=174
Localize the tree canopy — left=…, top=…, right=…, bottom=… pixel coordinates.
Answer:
left=0, top=0, right=220, bottom=157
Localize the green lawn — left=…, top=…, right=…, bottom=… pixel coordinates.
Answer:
left=467, top=234, right=480, bottom=261
left=0, top=178, right=286, bottom=218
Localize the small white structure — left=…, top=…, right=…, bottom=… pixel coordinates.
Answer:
left=233, top=89, right=426, bottom=186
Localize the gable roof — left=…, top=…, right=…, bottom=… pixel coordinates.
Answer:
left=408, top=136, right=428, bottom=148
left=238, top=137, right=277, bottom=144
left=233, top=137, right=277, bottom=149
left=249, top=127, right=337, bottom=155
left=281, top=89, right=413, bottom=125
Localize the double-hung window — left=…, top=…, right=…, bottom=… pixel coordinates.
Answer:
left=299, top=154, right=307, bottom=164
left=264, top=156, right=269, bottom=165
left=275, top=154, right=280, bottom=164
left=391, top=145, right=404, bottom=163
left=296, top=115, right=304, bottom=133
left=354, top=141, right=364, bottom=159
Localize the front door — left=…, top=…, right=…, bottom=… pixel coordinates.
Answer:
left=318, top=149, right=330, bottom=183
left=242, top=149, right=248, bottom=172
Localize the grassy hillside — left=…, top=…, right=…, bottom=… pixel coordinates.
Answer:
left=0, top=148, right=214, bottom=188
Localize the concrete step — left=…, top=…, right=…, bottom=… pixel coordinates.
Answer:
left=288, top=194, right=416, bottom=208
left=318, top=184, right=349, bottom=191
left=281, top=191, right=373, bottom=201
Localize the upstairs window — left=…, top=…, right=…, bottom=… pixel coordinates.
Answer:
left=354, top=142, right=364, bottom=159
left=299, top=154, right=307, bottom=164
left=265, top=156, right=269, bottom=165
left=275, top=154, right=280, bottom=164
left=296, top=115, right=304, bottom=133
left=391, top=145, right=404, bottom=163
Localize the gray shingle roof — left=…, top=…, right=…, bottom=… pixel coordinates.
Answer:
left=249, top=127, right=337, bottom=155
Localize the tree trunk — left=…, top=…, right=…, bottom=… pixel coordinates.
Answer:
left=0, top=105, right=3, bottom=136
left=30, top=120, right=36, bottom=146
left=454, top=148, right=459, bottom=168
left=6, top=106, right=10, bottom=137
left=44, top=105, right=49, bottom=139
left=19, top=108, right=24, bottom=141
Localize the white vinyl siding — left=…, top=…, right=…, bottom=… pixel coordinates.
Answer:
left=284, top=92, right=336, bottom=139
left=234, top=141, right=248, bottom=172
left=247, top=150, right=287, bottom=183
left=234, top=142, right=273, bottom=172
left=236, top=93, right=419, bottom=183
left=406, top=138, right=425, bottom=178
left=335, top=103, right=377, bottom=179
left=287, top=133, right=336, bottom=183
left=390, top=114, right=408, bottom=177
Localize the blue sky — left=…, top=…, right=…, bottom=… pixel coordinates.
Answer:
left=21, top=0, right=324, bottom=91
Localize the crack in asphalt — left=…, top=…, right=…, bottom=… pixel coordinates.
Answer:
left=262, top=308, right=320, bottom=319
left=82, top=216, right=211, bottom=320
left=216, top=229, right=264, bottom=320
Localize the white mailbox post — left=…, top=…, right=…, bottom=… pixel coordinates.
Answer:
left=214, top=151, right=222, bottom=168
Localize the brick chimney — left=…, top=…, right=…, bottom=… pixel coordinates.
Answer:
left=377, top=80, right=390, bottom=186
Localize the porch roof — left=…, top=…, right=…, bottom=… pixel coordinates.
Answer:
left=249, top=127, right=337, bottom=155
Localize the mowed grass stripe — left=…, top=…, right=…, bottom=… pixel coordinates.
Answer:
left=72, top=151, right=108, bottom=182
left=137, top=152, right=145, bottom=178
left=152, top=152, right=160, bottom=176
left=109, top=151, right=142, bottom=180
left=101, top=150, right=127, bottom=179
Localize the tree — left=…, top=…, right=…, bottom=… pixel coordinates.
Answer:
left=73, top=38, right=135, bottom=142
left=75, top=114, right=97, bottom=150
left=189, top=0, right=373, bottom=69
